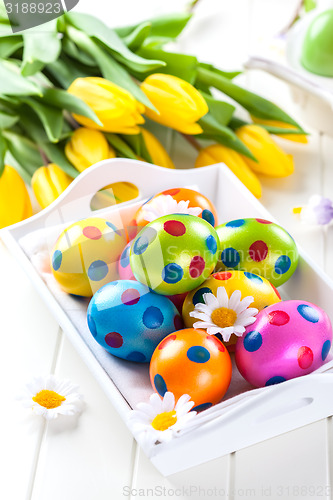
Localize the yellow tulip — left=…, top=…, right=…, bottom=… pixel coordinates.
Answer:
left=65, top=128, right=116, bottom=173
left=0, top=165, right=32, bottom=229
left=141, top=74, right=208, bottom=135
left=236, top=125, right=294, bottom=177
left=67, top=77, right=145, bottom=134
left=195, top=144, right=262, bottom=198
left=251, top=116, right=308, bottom=143
left=32, top=163, right=72, bottom=209
left=141, top=129, right=175, bottom=169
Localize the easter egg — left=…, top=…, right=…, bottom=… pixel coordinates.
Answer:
left=118, top=241, right=135, bottom=280
left=134, top=187, right=218, bottom=229
left=215, top=218, right=298, bottom=287
left=182, top=270, right=281, bottom=351
left=235, top=300, right=332, bottom=387
left=301, top=9, right=333, bottom=77
left=130, top=214, right=220, bottom=295
left=51, top=217, right=127, bottom=297
left=87, top=280, right=183, bottom=362
left=150, top=328, right=232, bottom=408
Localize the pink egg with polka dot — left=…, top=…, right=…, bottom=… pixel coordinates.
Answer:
left=118, top=241, right=135, bottom=280
left=235, top=300, right=332, bottom=387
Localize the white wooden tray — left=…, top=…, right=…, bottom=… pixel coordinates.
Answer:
left=3, top=158, right=333, bottom=476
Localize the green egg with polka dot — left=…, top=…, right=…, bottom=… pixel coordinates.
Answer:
left=130, top=214, right=220, bottom=295
left=215, top=218, right=298, bottom=287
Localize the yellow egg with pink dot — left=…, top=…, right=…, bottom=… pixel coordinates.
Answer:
left=182, top=271, right=281, bottom=351
left=51, top=217, right=127, bottom=297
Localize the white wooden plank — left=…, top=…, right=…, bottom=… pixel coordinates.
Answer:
left=131, top=447, right=230, bottom=499
left=321, top=134, right=333, bottom=280
left=233, top=420, right=331, bottom=500
left=31, top=334, right=135, bottom=500
left=0, top=240, right=60, bottom=500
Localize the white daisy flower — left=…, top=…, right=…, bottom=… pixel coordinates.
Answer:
left=143, top=194, right=202, bottom=222
left=190, top=287, right=258, bottom=342
left=127, top=392, right=197, bottom=448
left=18, top=375, right=84, bottom=420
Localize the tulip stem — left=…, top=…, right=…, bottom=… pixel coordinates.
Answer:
left=64, top=112, right=80, bottom=130
left=188, top=0, right=201, bottom=12
left=182, top=134, right=201, bottom=151
left=38, top=147, right=50, bottom=167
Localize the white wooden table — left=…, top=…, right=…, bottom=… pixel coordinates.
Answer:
left=2, top=1, right=333, bottom=498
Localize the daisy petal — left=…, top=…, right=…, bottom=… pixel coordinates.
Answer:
left=162, top=392, right=175, bottom=412
left=190, top=312, right=212, bottom=322
left=203, top=293, right=219, bottom=309
left=229, top=289, right=242, bottom=310
left=216, top=286, right=229, bottom=307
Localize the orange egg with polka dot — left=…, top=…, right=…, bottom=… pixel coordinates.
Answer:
left=134, top=187, right=218, bottom=230
left=150, top=328, right=232, bottom=410
left=51, top=217, right=127, bottom=297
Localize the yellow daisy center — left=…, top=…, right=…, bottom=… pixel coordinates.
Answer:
left=211, top=307, right=237, bottom=328
left=32, top=390, right=66, bottom=409
left=151, top=410, right=177, bottom=431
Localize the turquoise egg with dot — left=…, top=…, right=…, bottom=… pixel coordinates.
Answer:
left=215, top=218, right=298, bottom=287
left=87, top=280, right=183, bottom=362
left=130, top=214, right=220, bottom=295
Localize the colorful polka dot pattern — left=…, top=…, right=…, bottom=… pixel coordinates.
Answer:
left=235, top=300, right=332, bottom=387
left=182, top=271, right=281, bottom=339
left=150, top=329, right=232, bottom=407
left=87, top=280, right=182, bottom=362
left=118, top=242, right=135, bottom=281
left=215, top=218, right=299, bottom=287
left=51, top=217, right=126, bottom=297
left=130, top=214, right=219, bottom=295
left=134, top=187, right=218, bottom=230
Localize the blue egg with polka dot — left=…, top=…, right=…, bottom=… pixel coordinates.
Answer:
left=87, top=280, right=183, bottom=362
left=216, top=218, right=299, bottom=287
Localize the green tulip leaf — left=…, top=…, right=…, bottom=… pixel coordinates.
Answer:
left=0, top=133, right=7, bottom=177
left=3, top=130, right=43, bottom=175
left=0, top=59, right=41, bottom=96
left=116, top=12, right=191, bottom=42
left=65, top=12, right=165, bottom=73
left=198, top=62, right=242, bottom=81
left=121, top=22, right=152, bottom=51
left=41, top=142, right=79, bottom=178
left=19, top=105, right=51, bottom=144
left=0, top=109, right=19, bottom=128
left=0, top=36, right=23, bottom=58
left=65, top=26, right=157, bottom=111
left=229, top=116, right=307, bottom=136
left=62, top=36, right=97, bottom=67
left=21, top=20, right=62, bottom=77
left=199, top=131, right=257, bottom=161
left=201, top=93, right=235, bottom=126
left=45, top=55, right=93, bottom=88
left=105, top=133, right=138, bottom=160
left=147, top=12, right=192, bottom=39
left=22, top=97, right=64, bottom=143
left=199, top=113, right=237, bottom=140
left=120, top=133, right=153, bottom=163
left=136, top=48, right=198, bottom=83
left=197, top=66, right=304, bottom=130
left=41, top=87, right=103, bottom=127
left=256, top=125, right=309, bottom=136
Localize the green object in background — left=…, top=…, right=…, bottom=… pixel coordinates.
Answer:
left=301, top=9, right=333, bottom=77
